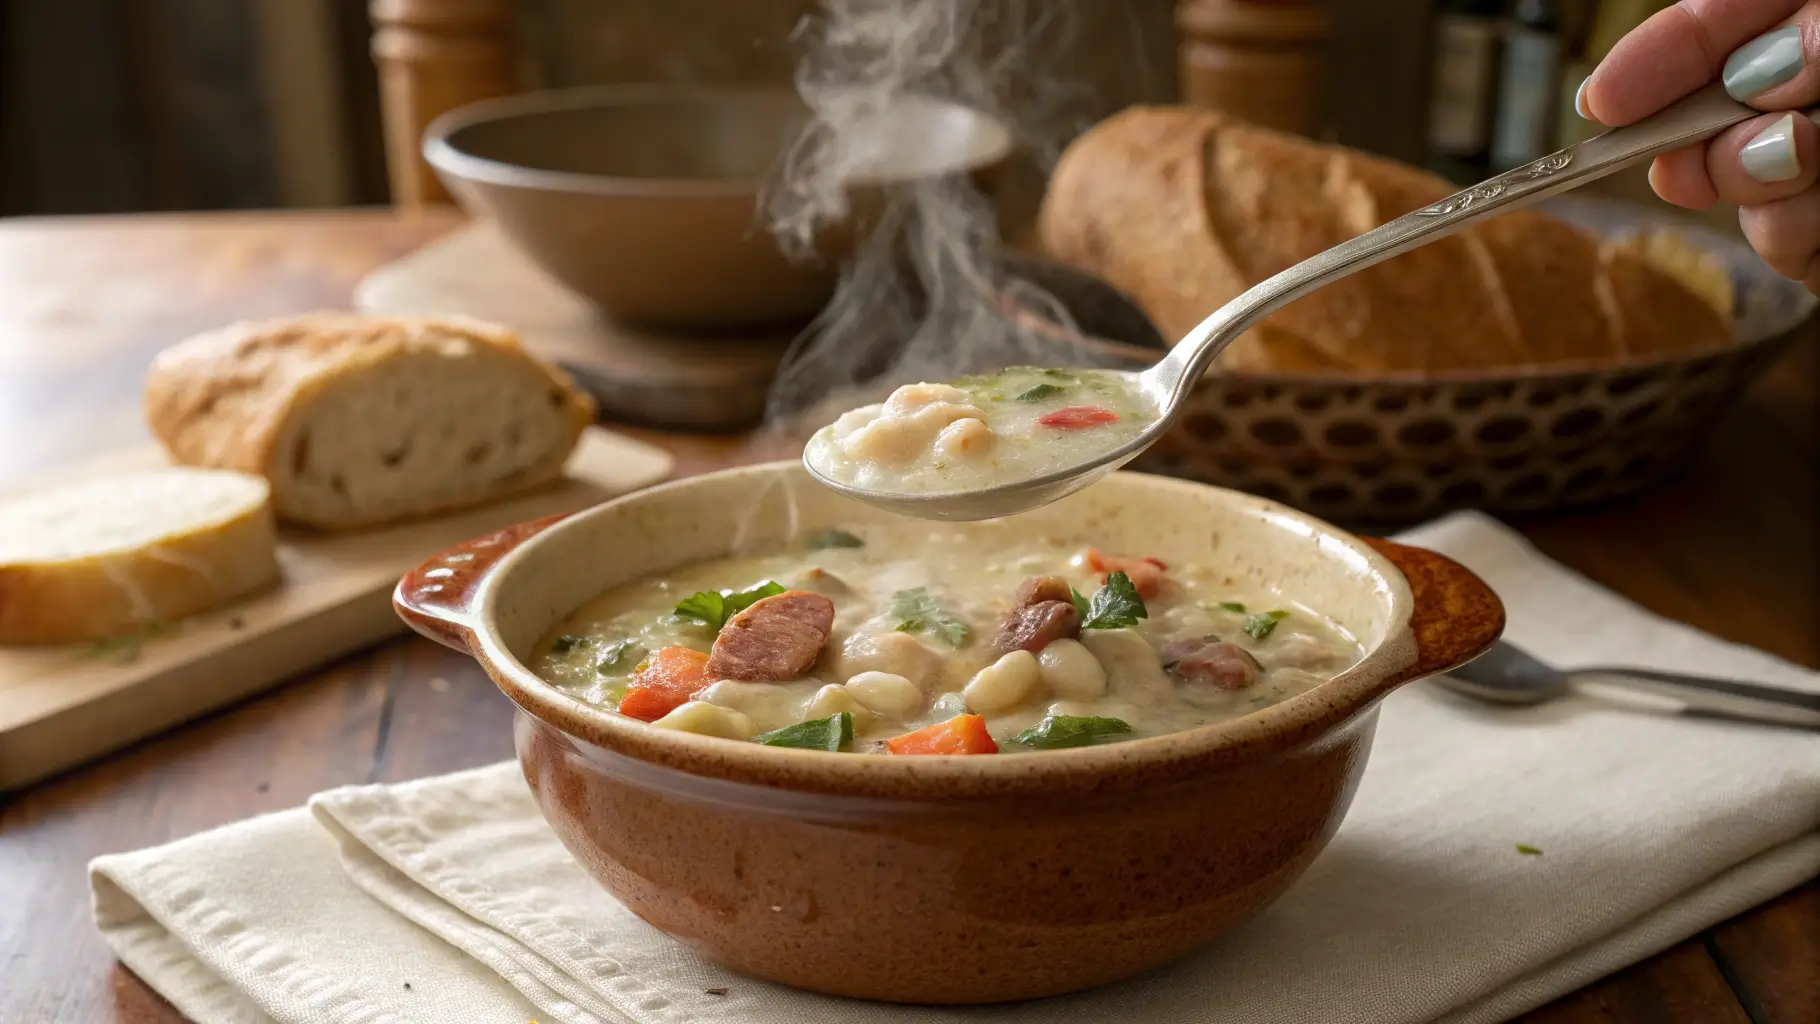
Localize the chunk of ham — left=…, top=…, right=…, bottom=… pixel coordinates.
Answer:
left=991, top=575, right=1082, bottom=654
left=706, top=590, right=836, bottom=682
left=1083, top=548, right=1169, bottom=599
left=1159, top=635, right=1261, bottom=690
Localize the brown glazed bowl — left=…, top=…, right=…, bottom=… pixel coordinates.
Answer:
left=424, top=85, right=1014, bottom=329
left=394, top=464, right=1504, bottom=1004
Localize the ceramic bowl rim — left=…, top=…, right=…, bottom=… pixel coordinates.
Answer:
left=423, top=83, right=1016, bottom=201
left=461, top=462, right=1423, bottom=798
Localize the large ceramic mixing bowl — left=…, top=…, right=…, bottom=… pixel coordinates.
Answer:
left=394, top=464, right=1503, bottom=1003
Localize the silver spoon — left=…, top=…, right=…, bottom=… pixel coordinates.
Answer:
left=1439, top=640, right=1820, bottom=730
left=807, top=84, right=1779, bottom=522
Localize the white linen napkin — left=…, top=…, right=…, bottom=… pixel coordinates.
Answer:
left=91, top=511, right=1820, bottom=1024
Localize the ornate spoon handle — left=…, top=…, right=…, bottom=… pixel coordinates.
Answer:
left=1148, top=83, right=1766, bottom=409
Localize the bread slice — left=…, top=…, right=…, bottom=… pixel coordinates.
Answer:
left=1038, top=106, right=1734, bottom=373
left=0, top=468, right=280, bottom=644
left=144, top=314, right=596, bottom=530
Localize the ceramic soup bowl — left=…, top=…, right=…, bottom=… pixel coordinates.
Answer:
left=395, top=463, right=1504, bottom=1004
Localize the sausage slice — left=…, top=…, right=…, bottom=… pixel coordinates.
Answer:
left=706, top=590, right=836, bottom=682
left=1160, top=636, right=1261, bottom=690
left=992, top=575, right=1083, bottom=653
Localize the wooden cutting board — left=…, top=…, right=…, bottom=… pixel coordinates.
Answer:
left=353, top=221, right=796, bottom=431
left=0, top=427, right=671, bottom=791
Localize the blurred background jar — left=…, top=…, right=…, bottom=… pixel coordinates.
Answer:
left=1177, top=0, right=1331, bottom=138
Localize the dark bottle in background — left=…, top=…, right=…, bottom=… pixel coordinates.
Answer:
left=1425, top=0, right=1507, bottom=183
left=1491, top=0, right=1565, bottom=170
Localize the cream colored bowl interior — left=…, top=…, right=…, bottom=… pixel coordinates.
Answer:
left=474, top=464, right=1416, bottom=753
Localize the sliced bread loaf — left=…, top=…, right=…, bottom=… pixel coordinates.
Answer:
left=0, top=468, right=280, bottom=644
left=144, top=314, right=597, bottom=530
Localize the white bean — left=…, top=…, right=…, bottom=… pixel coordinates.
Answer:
left=1037, top=638, right=1108, bottom=700
left=802, top=683, right=879, bottom=730
left=1079, top=628, right=1173, bottom=700
left=963, top=649, right=1041, bottom=714
left=836, top=631, right=941, bottom=691
left=650, top=700, right=755, bottom=739
left=932, top=417, right=994, bottom=459
left=844, top=671, right=925, bottom=717
left=695, top=680, right=802, bottom=733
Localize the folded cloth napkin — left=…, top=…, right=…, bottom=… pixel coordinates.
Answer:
left=91, top=511, right=1820, bottom=1024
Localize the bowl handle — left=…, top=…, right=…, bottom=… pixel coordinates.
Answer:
left=393, top=513, right=572, bottom=652
left=1362, top=538, right=1506, bottom=684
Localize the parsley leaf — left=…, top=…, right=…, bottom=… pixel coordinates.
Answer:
left=1241, top=610, right=1292, bottom=641
left=807, top=528, right=864, bottom=550
left=674, top=581, right=787, bottom=630
left=596, top=639, right=643, bottom=673
left=1014, top=383, right=1067, bottom=402
left=551, top=634, right=584, bottom=654
left=1218, top=601, right=1247, bottom=613
left=1014, top=715, right=1133, bottom=749
left=1069, top=586, right=1091, bottom=620
left=756, top=712, right=853, bottom=752
left=1082, top=572, right=1147, bottom=630
left=1516, top=843, right=1543, bottom=856
left=889, top=587, right=972, bottom=647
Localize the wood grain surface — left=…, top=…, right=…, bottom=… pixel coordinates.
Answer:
left=0, top=209, right=1813, bottom=1024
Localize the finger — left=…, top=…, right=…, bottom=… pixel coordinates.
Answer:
left=1649, top=145, right=1721, bottom=208
left=1739, top=189, right=1820, bottom=279
left=1708, top=109, right=1820, bottom=203
left=1723, top=7, right=1820, bottom=108
left=1584, top=0, right=1804, bottom=125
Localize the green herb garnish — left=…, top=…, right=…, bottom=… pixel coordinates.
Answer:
left=1014, top=383, right=1067, bottom=402
left=596, top=639, right=643, bottom=673
left=1081, top=572, right=1148, bottom=630
left=551, top=634, right=585, bottom=654
left=1243, top=611, right=1289, bottom=641
left=674, top=580, right=788, bottom=630
left=889, top=587, right=972, bottom=647
left=1218, top=601, right=1247, bottom=613
left=807, top=528, right=864, bottom=550
left=1014, top=715, right=1133, bottom=749
left=756, top=712, right=853, bottom=752
left=1041, top=368, right=1078, bottom=381
left=1516, top=843, right=1543, bottom=856
left=1069, top=586, right=1091, bottom=619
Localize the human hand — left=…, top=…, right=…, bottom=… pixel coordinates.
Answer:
left=1579, top=0, right=1820, bottom=290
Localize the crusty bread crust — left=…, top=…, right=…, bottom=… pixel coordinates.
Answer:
left=144, top=313, right=597, bottom=530
left=1038, top=106, right=1733, bottom=373
left=0, top=470, right=280, bottom=645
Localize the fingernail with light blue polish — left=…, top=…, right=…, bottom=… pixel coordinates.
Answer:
left=1574, top=77, right=1593, bottom=120
left=1724, top=25, right=1804, bottom=101
left=1742, top=113, right=1801, bottom=182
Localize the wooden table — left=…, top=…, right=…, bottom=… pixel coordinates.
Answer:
left=0, top=209, right=1814, bottom=1024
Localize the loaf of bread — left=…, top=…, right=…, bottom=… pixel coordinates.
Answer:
left=0, top=468, right=280, bottom=644
left=1038, top=107, right=1734, bottom=373
left=145, top=314, right=595, bottom=530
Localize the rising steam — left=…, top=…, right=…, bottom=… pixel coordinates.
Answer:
left=757, top=0, right=1116, bottom=427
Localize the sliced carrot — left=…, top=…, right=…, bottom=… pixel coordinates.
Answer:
left=885, top=714, right=999, bottom=755
left=1084, top=547, right=1169, bottom=599
left=618, top=646, right=711, bottom=722
left=1037, top=406, right=1119, bottom=429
